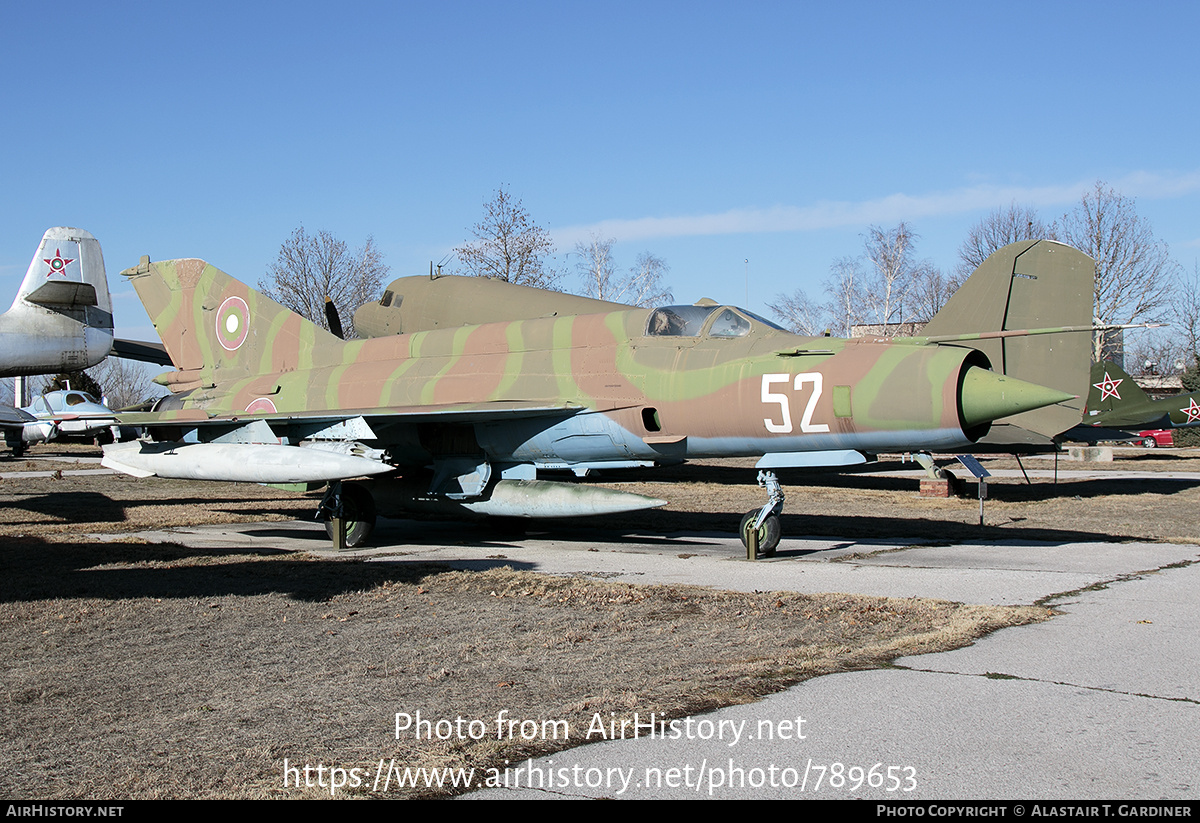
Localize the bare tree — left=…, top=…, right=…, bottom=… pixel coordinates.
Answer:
left=456, top=187, right=560, bottom=289
left=1129, top=262, right=1200, bottom=380
left=768, top=288, right=827, bottom=337
left=260, top=227, right=389, bottom=338
left=625, top=252, right=674, bottom=308
left=907, top=262, right=956, bottom=324
left=574, top=235, right=673, bottom=307
left=1173, top=262, right=1200, bottom=366
left=823, top=256, right=865, bottom=337
left=574, top=234, right=619, bottom=301
left=1124, top=330, right=1187, bottom=377
left=861, top=223, right=918, bottom=334
left=957, top=204, right=1054, bottom=279
left=87, top=358, right=169, bottom=409
left=1053, top=182, right=1179, bottom=361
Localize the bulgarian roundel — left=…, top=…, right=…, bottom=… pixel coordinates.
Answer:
left=245, top=397, right=277, bottom=414
left=216, top=296, right=250, bottom=351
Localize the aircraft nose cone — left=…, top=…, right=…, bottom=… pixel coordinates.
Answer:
left=959, top=366, right=1075, bottom=429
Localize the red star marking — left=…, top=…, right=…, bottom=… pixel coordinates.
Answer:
left=1093, top=372, right=1122, bottom=401
left=1181, top=398, right=1200, bottom=424
left=43, top=248, right=74, bottom=278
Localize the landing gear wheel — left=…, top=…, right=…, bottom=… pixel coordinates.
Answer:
left=325, top=481, right=377, bottom=548
left=740, top=510, right=781, bottom=557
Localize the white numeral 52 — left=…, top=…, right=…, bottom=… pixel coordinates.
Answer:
left=761, top=373, right=830, bottom=434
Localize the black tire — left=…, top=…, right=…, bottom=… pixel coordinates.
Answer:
left=740, top=510, right=781, bottom=556
left=1142, top=437, right=1157, bottom=449
left=325, top=482, right=376, bottom=548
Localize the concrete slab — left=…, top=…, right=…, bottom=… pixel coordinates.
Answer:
left=121, top=519, right=1200, bottom=607
left=462, top=557, right=1200, bottom=799
left=463, top=664, right=1197, bottom=799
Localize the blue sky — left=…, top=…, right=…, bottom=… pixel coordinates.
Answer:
left=2, top=1, right=1198, bottom=342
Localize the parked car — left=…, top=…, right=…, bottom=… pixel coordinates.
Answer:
left=1137, top=429, right=1174, bottom=448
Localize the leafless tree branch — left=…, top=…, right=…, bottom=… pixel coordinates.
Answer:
left=259, top=227, right=389, bottom=338
left=456, top=187, right=560, bottom=290
left=1053, top=182, right=1179, bottom=361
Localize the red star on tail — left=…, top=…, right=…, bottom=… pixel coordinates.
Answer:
left=43, top=248, right=74, bottom=277
left=1093, top=372, right=1122, bottom=401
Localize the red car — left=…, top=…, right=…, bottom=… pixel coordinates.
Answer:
left=1137, top=429, right=1174, bottom=448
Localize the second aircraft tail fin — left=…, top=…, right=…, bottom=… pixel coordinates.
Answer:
left=1086, top=361, right=1149, bottom=416
left=12, top=227, right=111, bottom=314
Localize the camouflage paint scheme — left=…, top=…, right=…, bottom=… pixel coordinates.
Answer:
left=1080, top=361, right=1200, bottom=430
left=357, top=239, right=1097, bottom=453
left=353, top=273, right=630, bottom=336
left=106, top=240, right=1086, bottom=548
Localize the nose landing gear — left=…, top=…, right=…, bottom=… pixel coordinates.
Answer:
left=740, top=470, right=783, bottom=557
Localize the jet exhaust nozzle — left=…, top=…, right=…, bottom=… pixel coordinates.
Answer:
left=958, top=367, right=1076, bottom=432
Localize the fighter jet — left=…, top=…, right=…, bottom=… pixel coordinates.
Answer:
left=0, top=228, right=113, bottom=378
left=1069, top=361, right=1200, bottom=441
left=103, top=240, right=1087, bottom=552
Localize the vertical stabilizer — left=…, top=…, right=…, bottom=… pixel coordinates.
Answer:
left=12, top=227, right=111, bottom=314
left=0, top=228, right=113, bottom=377
left=1086, top=361, right=1149, bottom=417
left=121, top=257, right=342, bottom=390
left=920, top=240, right=1094, bottom=438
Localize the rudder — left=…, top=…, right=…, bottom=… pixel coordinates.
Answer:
left=921, top=240, right=1095, bottom=437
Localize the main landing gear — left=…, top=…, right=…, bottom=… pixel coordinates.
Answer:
left=740, top=470, right=783, bottom=557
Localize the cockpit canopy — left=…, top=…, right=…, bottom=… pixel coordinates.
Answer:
left=645, top=305, right=784, bottom=338
left=28, top=391, right=101, bottom=414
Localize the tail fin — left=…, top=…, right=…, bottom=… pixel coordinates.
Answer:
left=121, top=256, right=341, bottom=391
left=920, top=240, right=1094, bottom=438
left=0, top=227, right=113, bottom=377
left=1086, top=361, right=1149, bottom=416
left=12, top=227, right=111, bottom=315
